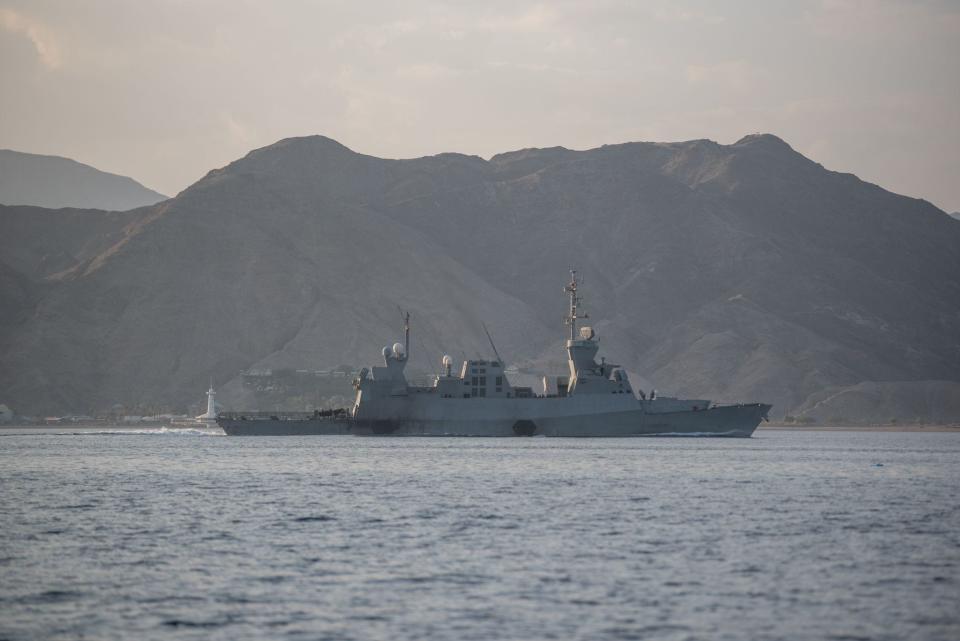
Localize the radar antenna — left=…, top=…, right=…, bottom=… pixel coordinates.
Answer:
left=564, top=270, right=589, bottom=341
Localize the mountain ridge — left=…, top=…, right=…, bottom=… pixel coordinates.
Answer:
left=0, top=149, right=167, bottom=211
left=1, top=133, right=957, bottom=420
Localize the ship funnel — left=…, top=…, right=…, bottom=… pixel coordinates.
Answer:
left=442, top=354, right=453, bottom=376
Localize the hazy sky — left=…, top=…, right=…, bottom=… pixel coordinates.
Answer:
left=1, top=0, right=958, bottom=211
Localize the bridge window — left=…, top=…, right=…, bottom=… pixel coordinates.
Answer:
left=479, top=376, right=486, bottom=386
left=495, top=376, right=502, bottom=386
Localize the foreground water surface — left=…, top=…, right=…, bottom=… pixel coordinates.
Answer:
left=1, top=429, right=958, bottom=641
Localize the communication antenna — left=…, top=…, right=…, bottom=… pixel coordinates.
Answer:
left=417, top=333, right=437, bottom=377
left=396, top=306, right=411, bottom=361
left=564, top=269, right=589, bottom=341
left=481, top=322, right=504, bottom=366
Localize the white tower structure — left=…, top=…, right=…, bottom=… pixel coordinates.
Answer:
left=196, top=380, right=217, bottom=423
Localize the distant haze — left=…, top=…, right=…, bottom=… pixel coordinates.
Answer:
left=0, top=1, right=958, bottom=211
left=0, top=149, right=166, bottom=210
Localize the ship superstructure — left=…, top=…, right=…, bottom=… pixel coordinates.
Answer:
left=219, top=272, right=771, bottom=436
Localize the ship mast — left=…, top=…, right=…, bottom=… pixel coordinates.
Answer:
left=403, top=310, right=410, bottom=362
left=564, top=270, right=588, bottom=341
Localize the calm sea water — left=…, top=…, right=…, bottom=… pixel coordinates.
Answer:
left=1, top=428, right=958, bottom=641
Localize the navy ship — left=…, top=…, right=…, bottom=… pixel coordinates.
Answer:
left=219, top=272, right=771, bottom=436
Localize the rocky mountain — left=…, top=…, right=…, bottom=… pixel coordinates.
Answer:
left=793, top=380, right=960, bottom=425
left=1, top=134, right=958, bottom=421
left=0, top=149, right=167, bottom=211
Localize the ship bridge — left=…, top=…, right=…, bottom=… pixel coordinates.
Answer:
left=432, top=359, right=515, bottom=399
left=564, top=272, right=633, bottom=397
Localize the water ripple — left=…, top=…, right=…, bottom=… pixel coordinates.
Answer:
left=0, top=430, right=958, bottom=640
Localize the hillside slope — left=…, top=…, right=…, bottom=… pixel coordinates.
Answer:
left=0, top=149, right=167, bottom=211
left=1, top=134, right=957, bottom=418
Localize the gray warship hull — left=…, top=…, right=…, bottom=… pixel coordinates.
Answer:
left=218, top=415, right=352, bottom=436
left=217, top=412, right=354, bottom=436
left=218, top=403, right=769, bottom=437
left=219, top=271, right=772, bottom=439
